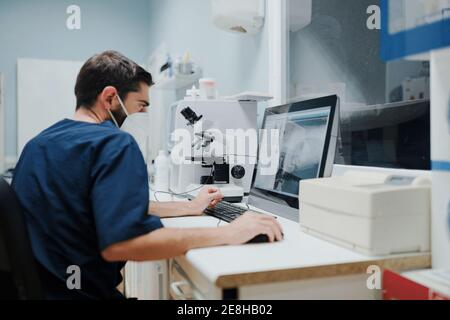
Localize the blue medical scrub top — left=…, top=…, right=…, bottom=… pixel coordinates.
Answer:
left=11, top=119, right=163, bottom=300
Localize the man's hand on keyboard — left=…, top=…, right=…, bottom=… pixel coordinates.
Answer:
left=223, top=212, right=284, bottom=244
left=190, top=187, right=224, bottom=215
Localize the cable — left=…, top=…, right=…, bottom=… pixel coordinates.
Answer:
left=154, top=184, right=204, bottom=202
left=150, top=149, right=254, bottom=203
left=152, top=166, right=214, bottom=202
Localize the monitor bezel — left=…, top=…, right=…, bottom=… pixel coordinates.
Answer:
left=248, top=95, right=339, bottom=222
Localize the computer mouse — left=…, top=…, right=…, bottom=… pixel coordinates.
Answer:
left=247, top=233, right=283, bottom=244
left=246, top=234, right=269, bottom=244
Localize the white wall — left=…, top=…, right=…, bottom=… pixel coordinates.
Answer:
left=147, top=0, right=269, bottom=96
left=0, top=0, right=152, bottom=159
left=17, top=59, right=83, bottom=155
left=145, top=0, right=271, bottom=160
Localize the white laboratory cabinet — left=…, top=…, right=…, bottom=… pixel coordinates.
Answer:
left=124, top=260, right=169, bottom=300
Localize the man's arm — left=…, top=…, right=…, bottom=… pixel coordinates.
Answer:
left=149, top=187, right=223, bottom=218
left=102, top=213, right=283, bottom=262
left=149, top=201, right=200, bottom=218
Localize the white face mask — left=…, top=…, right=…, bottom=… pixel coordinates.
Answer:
left=121, top=112, right=150, bottom=162
left=112, top=96, right=150, bottom=163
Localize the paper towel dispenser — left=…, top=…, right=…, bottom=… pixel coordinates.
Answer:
left=211, top=0, right=265, bottom=35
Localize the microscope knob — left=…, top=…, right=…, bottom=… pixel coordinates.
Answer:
left=231, top=165, right=246, bottom=180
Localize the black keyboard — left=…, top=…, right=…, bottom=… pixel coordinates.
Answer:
left=204, top=201, right=247, bottom=223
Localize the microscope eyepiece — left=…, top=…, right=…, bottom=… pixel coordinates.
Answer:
left=181, top=107, right=203, bottom=126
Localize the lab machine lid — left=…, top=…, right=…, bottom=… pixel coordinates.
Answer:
left=223, top=91, right=273, bottom=102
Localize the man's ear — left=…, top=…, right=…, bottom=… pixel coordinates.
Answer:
left=99, top=86, right=118, bottom=110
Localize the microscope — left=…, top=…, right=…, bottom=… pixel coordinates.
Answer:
left=168, top=97, right=263, bottom=202
left=185, top=111, right=250, bottom=202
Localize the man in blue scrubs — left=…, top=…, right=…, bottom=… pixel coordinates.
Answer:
left=11, top=51, right=282, bottom=300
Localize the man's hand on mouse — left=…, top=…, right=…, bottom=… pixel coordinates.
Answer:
left=223, top=212, right=284, bottom=244
left=189, top=188, right=284, bottom=244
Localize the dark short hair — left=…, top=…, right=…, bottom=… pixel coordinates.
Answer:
left=75, top=51, right=154, bottom=110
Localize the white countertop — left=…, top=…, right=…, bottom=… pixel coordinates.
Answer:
left=157, top=192, right=430, bottom=287
left=163, top=215, right=365, bottom=277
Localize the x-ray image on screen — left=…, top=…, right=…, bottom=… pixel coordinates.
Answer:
left=255, top=107, right=331, bottom=197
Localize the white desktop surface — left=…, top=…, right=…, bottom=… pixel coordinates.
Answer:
left=155, top=192, right=430, bottom=288
left=164, top=215, right=370, bottom=281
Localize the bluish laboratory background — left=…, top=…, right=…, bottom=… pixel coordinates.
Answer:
left=0, top=0, right=269, bottom=159
left=0, top=0, right=428, bottom=167
left=0, top=0, right=151, bottom=158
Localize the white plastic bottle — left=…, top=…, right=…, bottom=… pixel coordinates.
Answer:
left=154, top=150, right=170, bottom=192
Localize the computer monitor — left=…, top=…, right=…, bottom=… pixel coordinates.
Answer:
left=248, top=95, right=340, bottom=222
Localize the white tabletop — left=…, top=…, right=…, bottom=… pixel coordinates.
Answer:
left=157, top=192, right=430, bottom=286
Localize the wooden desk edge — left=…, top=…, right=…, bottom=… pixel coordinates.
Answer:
left=215, top=253, right=431, bottom=289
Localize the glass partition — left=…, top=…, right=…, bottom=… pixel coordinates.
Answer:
left=287, top=0, right=430, bottom=170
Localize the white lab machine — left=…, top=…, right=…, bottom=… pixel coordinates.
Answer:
left=167, top=94, right=271, bottom=201
left=299, top=170, right=431, bottom=256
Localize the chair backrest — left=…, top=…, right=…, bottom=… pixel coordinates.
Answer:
left=0, top=177, right=43, bottom=300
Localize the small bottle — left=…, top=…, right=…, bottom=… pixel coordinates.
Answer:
left=182, top=51, right=193, bottom=74
left=147, top=159, right=156, bottom=184
left=199, top=78, right=218, bottom=100
left=174, top=56, right=182, bottom=75
left=185, top=85, right=200, bottom=101
left=154, top=150, right=170, bottom=192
